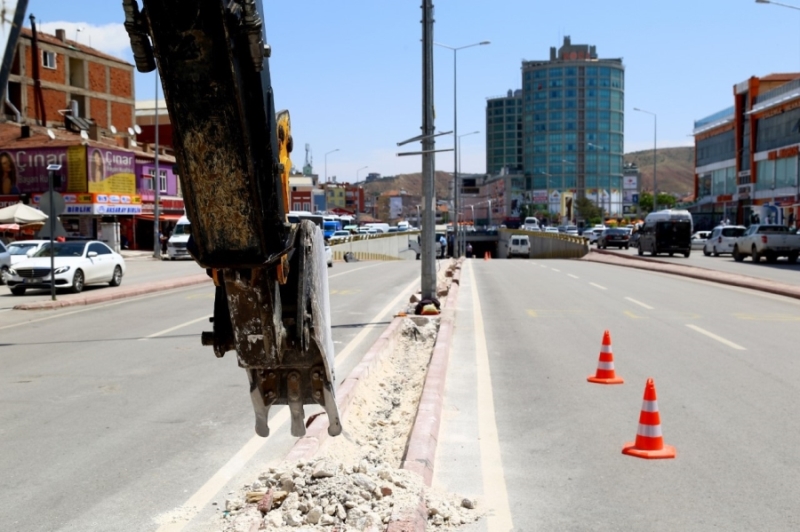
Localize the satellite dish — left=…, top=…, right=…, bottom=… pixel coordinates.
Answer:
left=80, top=130, right=89, bottom=140
left=127, top=127, right=135, bottom=136
left=110, top=125, right=117, bottom=134
left=46, top=128, right=55, bottom=140
left=133, top=124, right=142, bottom=135
left=130, top=140, right=138, bottom=147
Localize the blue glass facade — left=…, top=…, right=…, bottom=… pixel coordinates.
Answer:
left=520, top=39, right=625, bottom=215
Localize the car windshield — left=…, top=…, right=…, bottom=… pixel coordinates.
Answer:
left=172, top=223, right=191, bottom=236
left=33, top=242, right=86, bottom=257
left=721, top=227, right=746, bottom=237
left=607, top=229, right=626, bottom=235
left=8, top=244, right=37, bottom=255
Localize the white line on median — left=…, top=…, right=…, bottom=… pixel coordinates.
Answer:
left=624, top=297, right=654, bottom=310
left=567, top=274, right=579, bottom=279
left=589, top=282, right=608, bottom=290
left=467, top=262, right=515, bottom=531
left=140, top=315, right=212, bottom=341
left=686, top=324, right=746, bottom=350
left=328, top=262, right=384, bottom=279
left=155, top=275, right=421, bottom=532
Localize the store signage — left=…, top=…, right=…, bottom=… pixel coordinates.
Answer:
left=767, top=146, right=800, bottom=160
left=737, top=184, right=753, bottom=200
left=32, top=192, right=142, bottom=215
left=0, top=194, right=20, bottom=208
left=760, top=99, right=800, bottom=119
left=738, top=170, right=751, bottom=178
left=716, top=194, right=734, bottom=202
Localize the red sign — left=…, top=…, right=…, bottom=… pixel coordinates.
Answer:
left=0, top=195, right=21, bottom=208
left=768, top=146, right=800, bottom=160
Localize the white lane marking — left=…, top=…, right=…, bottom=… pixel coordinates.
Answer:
left=551, top=268, right=561, bottom=272
left=467, top=262, right=514, bottom=531
left=155, top=275, right=421, bottom=532
left=686, top=324, right=746, bottom=350
left=0, top=285, right=204, bottom=331
left=539, top=265, right=547, bottom=268
left=624, top=297, right=654, bottom=310
left=140, top=315, right=212, bottom=341
left=328, top=262, right=384, bottom=280
left=567, top=274, right=579, bottom=279
left=530, top=262, right=538, bottom=265
left=589, top=282, right=607, bottom=290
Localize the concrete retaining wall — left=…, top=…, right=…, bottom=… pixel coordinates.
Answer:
left=498, top=229, right=589, bottom=259
left=329, top=232, right=418, bottom=261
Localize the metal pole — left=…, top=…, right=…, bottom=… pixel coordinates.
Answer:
left=421, top=0, right=436, bottom=299
left=452, top=48, right=459, bottom=257
left=48, top=170, right=55, bottom=301
left=153, top=74, right=161, bottom=259
left=653, top=114, right=658, bottom=212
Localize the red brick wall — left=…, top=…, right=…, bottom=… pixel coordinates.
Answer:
left=88, top=62, right=107, bottom=93
left=90, top=98, right=108, bottom=128
left=110, top=101, right=133, bottom=130
left=25, top=45, right=66, bottom=84
left=26, top=85, right=66, bottom=124
left=109, top=66, right=132, bottom=98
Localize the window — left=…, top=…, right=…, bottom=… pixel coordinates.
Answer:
left=159, top=170, right=168, bottom=193
left=293, top=202, right=301, bottom=211
left=42, top=50, right=56, bottom=69
left=88, top=242, right=111, bottom=255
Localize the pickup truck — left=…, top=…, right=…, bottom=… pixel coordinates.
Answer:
left=732, top=224, right=800, bottom=263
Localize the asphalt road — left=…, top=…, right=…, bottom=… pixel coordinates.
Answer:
left=602, top=243, right=800, bottom=286
left=435, top=258, right=800, bottom=531
left=0, top=256, right=204, bottom=309
left=0, top=260, right=420, bottom=532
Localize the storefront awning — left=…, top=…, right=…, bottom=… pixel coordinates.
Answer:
left=136, top=213, right=185, bottom=222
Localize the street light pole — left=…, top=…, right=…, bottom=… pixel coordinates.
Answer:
left=356, top=165, right=368, bottom=184
left=46, top=163, right=61, bottom=301
left=324, top=148, right=340, bottom=183
left=435, top=41, right=489, bottom=257
left=634, top=108, right=657, bottom=212
left=755, top=0, right=800, bottom=10
left=153, top=74, right=161, bottom=260
left=458, top=130, right=479, bottom=254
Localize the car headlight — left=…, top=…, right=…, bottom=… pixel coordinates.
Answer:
left=54, top=265, right=71, bottom=274
left=8, top=268, right=17, bottom=276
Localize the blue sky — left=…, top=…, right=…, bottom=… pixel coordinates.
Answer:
left=26, top=0, right=800, bottom=180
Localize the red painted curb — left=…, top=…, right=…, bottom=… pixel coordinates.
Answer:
left=12, top=273, right=211, bottom=310
left=585, top=249, right=800, bottom=300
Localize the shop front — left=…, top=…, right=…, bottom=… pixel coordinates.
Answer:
left=135, top=194, right=185, bottom=251
left=31, top=192, right=142, bottom=245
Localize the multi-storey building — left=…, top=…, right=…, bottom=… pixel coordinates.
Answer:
left=5, top=27, right=134, bottom=131
left=521, top=36, right=625, bottom=220
left=485, top=89, right=523, bottom=176
left=693, top=73, right=800, bottom=229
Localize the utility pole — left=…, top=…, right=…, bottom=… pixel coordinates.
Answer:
left=421, top=0, right=436, bottom=299
left=153, top=74, right=161, bottom=259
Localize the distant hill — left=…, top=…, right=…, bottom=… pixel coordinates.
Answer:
left=363, top=146, right=696, bottom=199
left=625, top=146, right=695, bottom=196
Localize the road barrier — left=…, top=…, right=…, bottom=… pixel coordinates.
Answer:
left=329, top=231, right=418, bottom=262
left=498, top=228, right=589, bottom=259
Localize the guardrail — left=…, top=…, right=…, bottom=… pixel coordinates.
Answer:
left=498, top=228, right=589, bottom=259
left=328, top=231, right=419, bottom=262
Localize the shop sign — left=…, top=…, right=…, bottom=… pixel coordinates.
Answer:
left=716, top=194, right=734, bottom=203
left=33, top=192, right=142, bottom=215
left=774, top=196, right=796, bottom=206
left=737, top=184, right=753, bottom=200
left=532, top=190, right=548, bottom=203
left=0, top=194, right=20, bottom=208
left=623, top=175, right=638, bottom=190
left=86, top=148, right=136, bottom=195
left=767, top=146, right=800, bottom=160
left=738, top=170, right=751, bottom=178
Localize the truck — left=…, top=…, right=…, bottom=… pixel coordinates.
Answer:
left=732, top=224, right=800, bottom=263
left=322, top=218, right=341, bottom=240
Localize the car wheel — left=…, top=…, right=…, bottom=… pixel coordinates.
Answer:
left=751, top=245, right=760, bottom=263
left=416, top=254, right=420, bottom=260
left=71, top=269, right=85, bottom=293
left=733, top=246, right=744, bottom=262
left=10, top=286, right=25, bottom=296
left=713, top=246, right=719, bottom=257
left=684, top=250, right=691, bottom=258
left=328, top=261, right=333, bottom=268
left=109, top=265, right=123, bottom=287
left=0, top=266, right=7, bottom=285
left=625, top=245, right=630, bottom=250
left=703, top=247, right=711, bottom=256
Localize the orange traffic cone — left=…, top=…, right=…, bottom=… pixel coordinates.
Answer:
left=587, top=330, right=623, bottom=384
left=622, top=378, right=676, bottom=459
left=484, top=251, right=489, bottom=261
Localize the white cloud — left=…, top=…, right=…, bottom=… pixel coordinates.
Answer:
left=38, top=21, right=132, bottom=61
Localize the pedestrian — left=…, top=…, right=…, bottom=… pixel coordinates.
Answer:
left=159, top=230, right=169, bottom=255
left=466, top=243, right=473, bottom=258
left=439, top=234, right=447, bottom=258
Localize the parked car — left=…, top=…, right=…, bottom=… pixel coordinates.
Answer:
left=166, top=216, right=192, bottom=260
left=6, top=240, right=126, bottom=295
left=565, top=225, right=579, bottom=236
left=544, top=227, right=560, bottom=234
left=508, top=235, right=530, bottom=258
left=703, top=225, right=747, bottom=256
left=597, top=228, right=631, bottom=249
left=329, top=230, right=351, bottom=243
left=0, top=240, right=49, bottom=284
left=733, top=224, right=800, bottom=263
left=325, top=245, right=332, bottom=267
left=691, top=231, right=711, bottom=250
left=583, top=228, right=603, bottom=245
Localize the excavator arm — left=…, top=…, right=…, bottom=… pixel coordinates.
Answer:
left=122, top=0, right=341, bottom=438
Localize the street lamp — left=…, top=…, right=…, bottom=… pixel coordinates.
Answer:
left=356, top=166, right=368, bottom=183
left=46, top=163, right=62, bottom=301
left=324, top=149, right=340, bottom=183
left=435, top=40, right=490, bottom=257
left=633, top=108, right=658, bottom=212
left=458, top=130, right=479, bottom=252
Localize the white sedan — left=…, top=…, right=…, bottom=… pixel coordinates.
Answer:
left=0, top=239, right=49, bottom=284
left=6, top=240, right=126, bottom=295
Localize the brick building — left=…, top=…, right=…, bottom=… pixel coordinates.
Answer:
left=4, top=27, right=135, bottom=132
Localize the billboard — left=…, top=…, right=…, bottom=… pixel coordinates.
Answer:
left=532, top=190, right=548, bottom=204
left=87, top=147, right=136, bottom=195
left=623, top=175, right=638, bottom=190
left=389, top=196, right=403, bottom=219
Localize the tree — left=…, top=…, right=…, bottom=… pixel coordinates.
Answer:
left=575, top=196, right=603, bottom=223
left=639, top=192, right=676, bottom=213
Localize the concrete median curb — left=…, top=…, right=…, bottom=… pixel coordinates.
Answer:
left=586, top=248, right=800, bottom=300
left=12, top=273, right=211, bottom=310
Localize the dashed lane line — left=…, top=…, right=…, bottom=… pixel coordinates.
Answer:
left=624, top=297, right=654, bottom=310
left=567, top=274, right=579, bottom=279
left=686, top=324, right=746, bottom=350
left=140, top=315, right=212, bottom=341
left=589, top=282, right=608, bottom=290
left=551, top=268, right=561, bottom=272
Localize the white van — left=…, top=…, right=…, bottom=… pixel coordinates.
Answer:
left=508, top=234, right=530, bottom=258
left=523, top=217, right=540, bottom=231
left=364, top=223, right=390, bottom=234
left=166, top=216, right=192, bottom=260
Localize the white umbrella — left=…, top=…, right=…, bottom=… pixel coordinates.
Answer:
left=0, top=203, right=49, bottom=225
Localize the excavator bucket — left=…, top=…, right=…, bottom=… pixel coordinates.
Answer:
left=122, top=0, right=341, bottom=438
